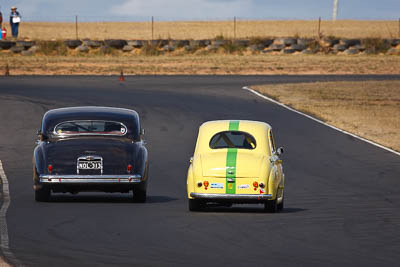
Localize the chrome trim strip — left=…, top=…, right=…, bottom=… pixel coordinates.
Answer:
left=53, top=120, right=128, bottom=137
left=40, top=175, right=142, bottom=184
left=190, top=193, right=273, bottom=200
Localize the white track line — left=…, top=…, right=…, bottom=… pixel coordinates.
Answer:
left=0, top=160, right=23, bottom=266
left=242, top=86, right=400, bottom=157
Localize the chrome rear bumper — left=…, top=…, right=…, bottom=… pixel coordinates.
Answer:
left=190, top=192, right=273, bottom=201
left=40, top=175, right=142, bottom=184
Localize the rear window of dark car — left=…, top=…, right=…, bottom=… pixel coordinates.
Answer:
left=54, top=120, right=127, bottom=136
left=209, top=131, right=256, bottom=149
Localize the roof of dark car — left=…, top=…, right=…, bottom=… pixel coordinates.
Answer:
left=41, top=107, right=140, bottom=139
left=44, top=106, right=138, bottom=121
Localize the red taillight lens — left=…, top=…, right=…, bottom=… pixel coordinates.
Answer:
left=127, top=164, right=133, bottom=173
left=203, top=181, right=209, bottom=188
left=253, top=181, right=258, bottom=188
left=48, top=164, right=53, bottom=173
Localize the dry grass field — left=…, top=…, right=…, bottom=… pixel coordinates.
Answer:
left=1, top=53, right=400, bottom=75
left=253, top=81, right=400, bottom=152
left=8, top=20, right=400, bottom=40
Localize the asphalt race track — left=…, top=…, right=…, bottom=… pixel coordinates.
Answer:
left=0, top=75, right=400, bottom=267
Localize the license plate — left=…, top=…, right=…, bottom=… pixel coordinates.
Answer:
left=78, top=161, right=102, bottom=170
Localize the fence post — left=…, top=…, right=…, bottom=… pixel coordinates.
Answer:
left=151, top=16, right=154, bottom=40
left=233, top=16, right=236, bottom=39
left=75, top=15, right=78, bottom=39
left=318, top=17, right=321, bottom=39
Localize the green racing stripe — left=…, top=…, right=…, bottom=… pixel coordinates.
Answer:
left=226, top=120, right=239, bottom=194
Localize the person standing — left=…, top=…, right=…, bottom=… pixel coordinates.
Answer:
left=9, top=6, right=21, bottom=38
left=0, top=8, right=3, bottom=30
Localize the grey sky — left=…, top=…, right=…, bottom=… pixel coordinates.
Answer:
left=0, top=0, right=399, bottom=21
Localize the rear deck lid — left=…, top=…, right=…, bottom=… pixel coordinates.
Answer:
left=201, top=151, right=263, bottom=178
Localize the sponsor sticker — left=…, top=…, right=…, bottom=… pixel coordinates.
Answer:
left=260, top=188, right=266, bottom=194
left=238, top=184, right=250, bottom=189
left=210, top=183, right=224, bottom=189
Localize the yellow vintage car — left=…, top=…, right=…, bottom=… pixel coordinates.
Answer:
left=187, top=120, right=285, bottom=212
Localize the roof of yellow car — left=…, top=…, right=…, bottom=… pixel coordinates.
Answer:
left=195, top=120, right=273, bottom=154
left=200, top=120, right=271, bottom=132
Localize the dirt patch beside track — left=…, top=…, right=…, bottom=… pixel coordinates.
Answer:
left=253, top=80, right=400, bottom=152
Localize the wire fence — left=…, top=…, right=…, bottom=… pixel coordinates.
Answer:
left=1, top=15, right=399, bottom=40
left=8, top=15, right=293, bottom=23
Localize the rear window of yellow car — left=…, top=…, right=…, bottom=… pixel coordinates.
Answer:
left=209, top=131, right=256, bottom=149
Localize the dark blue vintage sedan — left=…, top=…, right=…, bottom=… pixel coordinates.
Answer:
left=33, top=107, right=149, bottom=202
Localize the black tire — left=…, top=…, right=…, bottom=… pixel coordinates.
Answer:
left=177, top=40, right=190, bottom=47
left=11, top=46, right=25, bottom=53
left=262, top=39, right=274, bottom=47
left=283, top=48, right=296, bottom=54
left=133, top=164, right=148, bottom=203
left=212, top=40, right=227, bottom=47
left=64, top=39, right=82, bottom=49
left=0, top=41, right=16, bottom=50
left=104, top=39, right=128, bottom=49
left=87, top=40, right=104, bottom=48
left=291, top=44, right=306, bottom=51
left=188, top=199, right=202, bottom=211
left=130, top=40, right=143, bottom=48
left=35, top=187, right=51, bottom=202
left=283, top=38, right=297, bottom=46
left=133, top=188, right=146, bottom=203
left=264, top=198, right=278, bottom=213
left=16, top=41, right=35, bottom=49
left=33, top=165, right=51, bottom=202
left=277, top=194, right=284, bottom=211
left=270, top=44, right=285, bottom=51
left=190, top=40, right=207, bottom=48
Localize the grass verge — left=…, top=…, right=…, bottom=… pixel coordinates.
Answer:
left=1, top=53, right=400, bottom=75
left=252, top=81, right=400, bottom=152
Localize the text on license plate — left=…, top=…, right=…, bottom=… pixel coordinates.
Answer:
left=78, top=161, right=102, bottom=169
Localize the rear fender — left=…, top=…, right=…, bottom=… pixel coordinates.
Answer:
left=134, top=146, right=148, bottom=179
left=192, top=154, right=203, bottom=179
left=267, top=166, right=279, bottom=199
left=33, top=145, right=47, bottom=176
left=187, top=154, right=202, bottom=198
left=258, top=155, right=271, bottom=186
left=186, top=164, right=194, bottom=199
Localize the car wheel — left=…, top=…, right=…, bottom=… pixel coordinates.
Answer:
left=35, top=187, right=51, bottom=202
left=277, top=193, right=284, bottom=211
left=188, top=199, right=202, bottom=211
left=264, top=198, right=278, bottom=213
left=33, top=166, right=51, bottom=202
left=133, top=188, right=146, bottom=203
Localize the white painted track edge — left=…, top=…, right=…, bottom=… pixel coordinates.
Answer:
left=242, top=86, right=400, bottom=157
left=0, top=160, right=24, bottom=266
